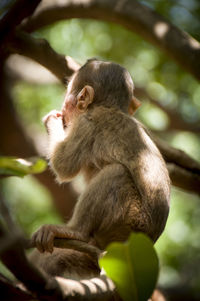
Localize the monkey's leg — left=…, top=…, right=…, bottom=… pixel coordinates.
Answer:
left=32, top=163, right=149, bottom=253
left=29, top=247, right=101, bottom=279
left=67, top=163, right=145, bottom=250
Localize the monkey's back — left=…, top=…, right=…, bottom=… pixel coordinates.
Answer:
left=86, top=106, right=170, bottom=242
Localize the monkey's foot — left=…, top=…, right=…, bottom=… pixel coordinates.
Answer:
left=31, top=224, right=87, bottom=253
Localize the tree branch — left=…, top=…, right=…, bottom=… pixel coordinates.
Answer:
left=0, top=0, right=41, bottom=55
left=0, top=193, right=117, bottom=301
left=0, top=195, right=63, bottom=300
left=20, top=0, right=200, bottom=81
left=6, top=31, right=200, bottom=195
left=0, top=273, right=33, bottom=301
left=167, top=163, right=200, bottom=195
left=0, top=231, right=116, bottom=301
left=8, top=31, right=79, bottom=83
left=0, top=66, right=78, bottom=220
left=154, top=137, right=200, bottom=175
left=135, top=87, right=200, bottom=133
left=0, top=239, right=64, bottom=300
left=6, top=46, right=200, bottom=134
left=9, top=31, right=200, bottom=135
left=0, top=193, right=196, bottom=301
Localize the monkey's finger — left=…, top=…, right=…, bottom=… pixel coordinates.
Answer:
left=30, top=231, right=38, bottom=247
left=48, top=110, right=62, bottom=118
left=42, top=228, right=52, bottom=252
left=35, top=230, right=45, bottom=253
left=46, top=231, right=55, bottom=253
left=42, top=110, right=61, bottom=124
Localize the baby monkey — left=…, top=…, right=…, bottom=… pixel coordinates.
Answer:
left=31, top=59, right=170, bottom=279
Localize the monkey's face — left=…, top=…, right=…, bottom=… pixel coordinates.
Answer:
left=62, top=76, right=79, bottom=126
left=62, top=93, right=78, bottom=126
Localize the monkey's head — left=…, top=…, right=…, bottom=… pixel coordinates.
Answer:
left=62, top=59, right=141, bottom=125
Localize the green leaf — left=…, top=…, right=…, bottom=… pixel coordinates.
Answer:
left=0, top=156, right=47, bottom=177
left=99, top=233, right=159, bottom=301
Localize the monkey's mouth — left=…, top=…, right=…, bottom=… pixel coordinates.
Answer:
left=62, top=116, right=67, bottom=128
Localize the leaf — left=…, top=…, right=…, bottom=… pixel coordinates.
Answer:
left=0, top=156, right=47, bottom=177
left=99, top=233, right=159, bottom=301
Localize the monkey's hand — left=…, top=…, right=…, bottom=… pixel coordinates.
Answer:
left=31, top=224, right=87, bottom=253
left=43, top=111, right=66, bottom=155
left=43, top=110, right=64, bottom=134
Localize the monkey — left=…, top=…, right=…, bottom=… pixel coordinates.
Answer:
left=30, top=59, right=170, bottom=280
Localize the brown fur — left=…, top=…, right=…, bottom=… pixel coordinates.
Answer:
left=31, top=59, right=170, bottom=279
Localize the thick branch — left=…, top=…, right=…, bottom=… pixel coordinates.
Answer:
left=167, top=163, right=200, bottom=195
left=0, top=234, right=116, bottom=301
left=0, top=194, right=117, bottom=301
left=9, top=32, right=200, bottom=135
left=8, top=31, right=79, bottom=83
left=20, top=0, right=200, bottom=81
left=0, top=0, right=41, bottom=51
left=0, top=66, right=78, bottom=219
left=6, top=50, right=200, bottom=134
left=0, top=273, right=33, bottom=301
left=0, top=225, right=62, bottom=300
left=135, top=87, right=200, bottom=133
left=0, top=194, right=196, bottom=301
left=154, top=137, right=200, bottom=175
left=6, top=32, right=200, bottom=194
left=0, top=241, right=65, bottom=300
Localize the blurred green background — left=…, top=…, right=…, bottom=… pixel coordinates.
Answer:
left=1, top=0, right=200, bottom=295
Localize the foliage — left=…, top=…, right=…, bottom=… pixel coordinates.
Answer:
left=1, top=0, right=200, bottom=296
left=140, top=0, right=200, bottom=41
left=0, top=156, right=47, bottom=177
left=13, top=83, right=65, bottom=132
left=15, top=17, right=200, bottom=143
left=0, top=156, right=60, bottom=280
left=100, top=233, right=159, bottom=301
left=156, top=188, right=200, bottom=291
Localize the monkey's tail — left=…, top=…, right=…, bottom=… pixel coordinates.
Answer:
left=29, top=247, right=101, bottom=280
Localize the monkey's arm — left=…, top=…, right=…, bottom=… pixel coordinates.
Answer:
left=31, top=115, right=94, bottom=252
left=48, top=114, right=94, bottom=183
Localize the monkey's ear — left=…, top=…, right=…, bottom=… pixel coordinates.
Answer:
left=77, top=85, right=94, bottom=112
left=128, top=97, right=141, bottom=115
